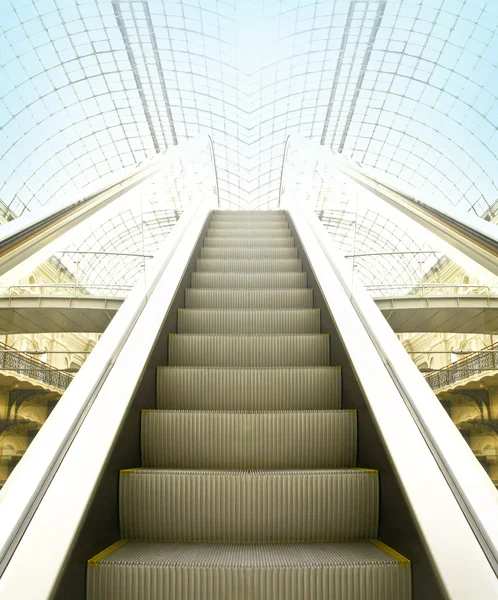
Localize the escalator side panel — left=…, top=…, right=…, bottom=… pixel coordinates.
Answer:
left=287, top=214, right=446, bottom=600
left=52, top=219, right=210, bottom=600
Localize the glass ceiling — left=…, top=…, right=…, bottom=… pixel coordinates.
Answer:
left=1, top=0, right=498, bottom=279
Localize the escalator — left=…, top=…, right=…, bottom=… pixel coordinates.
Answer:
left=86, top=211, right=411, bottom=599
left=2, top=207, right=496, bottom=599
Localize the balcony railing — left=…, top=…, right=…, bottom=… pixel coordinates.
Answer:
left=425, top=342, right=498, bottom=392
left=366, top=283, right=498, bottom=298
left=0, top=342, right=73, bottom=390
left=0, top=283, right=132, bottom=298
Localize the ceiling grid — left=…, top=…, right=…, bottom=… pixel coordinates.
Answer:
left=0, top=0, right=497, bottom=288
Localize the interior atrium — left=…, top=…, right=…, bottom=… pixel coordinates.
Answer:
left=1, top=1, right=498, bottom=599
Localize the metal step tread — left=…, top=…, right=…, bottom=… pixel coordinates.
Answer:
left=157, top=366, right=341, bottom=410
left=212, top=213, right=287, bottom=220
left=178, top=308, right=320, bottom=334
left=204, top=237, right=295, bottom=247
left=200, top=247, right=298, bottom=258
left=190, top=273, right=307, bottom=289
left=196, top=258, right=303, bottom=272
left=88, top=540, right=410, bottom=600
left=119, top=469, right=378, bottom=542
left=186, top=288, right=313, bottom=308
left=141, top=409, right=356, bottom=469
left=169, top=334, right=330, bottom=366
left=206, top=229, right=292, bottom=237
left=209, top=222, right=290, bottom=229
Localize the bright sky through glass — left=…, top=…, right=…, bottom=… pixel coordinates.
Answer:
left=1, top=0, right=497, bottom=285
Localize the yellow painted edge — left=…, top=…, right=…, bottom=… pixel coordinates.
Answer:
left=348, top=409, right=357, bottom=413
left=120, top=468, right=145, bottom=476
left=88, top=540, right=128, bottom=567
left=355, top=468, right=378, bottom=475
left=370, top=539, right=411, bottom=567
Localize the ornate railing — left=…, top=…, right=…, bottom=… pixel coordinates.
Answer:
left=0, top=343, right=73, bottom=390
left=366, top=283, right=498, bottom=298
left=0, top=284, right=132, bottom=298
left=426, top=343, right=498, bottom=391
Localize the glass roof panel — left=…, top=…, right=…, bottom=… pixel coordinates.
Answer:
left=1, top=0, right=497, bottom=282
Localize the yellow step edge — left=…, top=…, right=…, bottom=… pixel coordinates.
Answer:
left=370, top=539, right=411, bottom=567
left=88, top=540, right=128, bottom=567
left=354, top=468, right=378, bottom=475
left=120, top=468, right=145, bottom=476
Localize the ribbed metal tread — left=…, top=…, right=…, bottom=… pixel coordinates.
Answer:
left=204, top=237, right=295, bottom=247
left=186, top=288, right=312, bottom=308
left=156, top=366, right=341, bottom=410
left=206, top=228, right=292, bottom=238
left=178, top=309, right=320, bottom=334
left=169, top=334, right=329, bottom=366
left=88, top=540, right=411, bottom=600
left=200, top=246, right=298, bottom=259
left=196, top=258, right=302, bottom=272
left=212, top=210, right=286, bottom=219
left=190, top=272, right=307, bottom=289
left=141, top=410, right=356, bottom=469
left=119, top=469, right=378, bottom=542
left=209, top=222, right=289, bottom=230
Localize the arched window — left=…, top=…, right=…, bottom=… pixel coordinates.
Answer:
left=482, top=444, right=496, bottom=457
left=2, top=444, right=16, bottom=458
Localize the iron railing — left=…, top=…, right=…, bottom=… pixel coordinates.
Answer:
left=366, top=283, right=498, bottom=298
left=0, top=343, right=73, bottom=390
left=0, top=284, right=132, bottom=298
left=426, top=344, right=498, bottom=391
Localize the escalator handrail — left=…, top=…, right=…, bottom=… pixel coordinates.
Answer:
left=280, top=135, right=498, bottom=279
left=0, top=192, right=215, bottom=591
left=284, top=195, right=498, bottom=598
left=0, top=155, right=166, bottom=278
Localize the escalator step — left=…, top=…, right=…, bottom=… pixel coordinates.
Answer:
left=190, top=272, right=307, bottom=289
left=156, top=366, right=341, bottom=410
left=204, top=237, right=295, bottom=247
left=209, top=221, right=290, bottom=230
left=119, top=469, right=378, bottom=542
left=206, top=228, right=292, bottom=238
left=177, top=309, right=320, bottom=334
left=196, top=258, right=303, bottom=272
left=200, top=246, right=298, bottom=259
left=87, top=540, right=411, bottom=600
left=141, top=409, right=356, bottom=469
left=186, top=288, right=312, bottom=308
left=168, top=334, right=330, bottom=367
left=212, top=210, right=286, bottom=219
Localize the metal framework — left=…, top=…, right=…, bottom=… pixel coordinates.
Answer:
left=1, top=0, right=497, bottom=223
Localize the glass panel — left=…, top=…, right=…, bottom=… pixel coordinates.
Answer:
left=0, top=136, right=216, bottom=490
